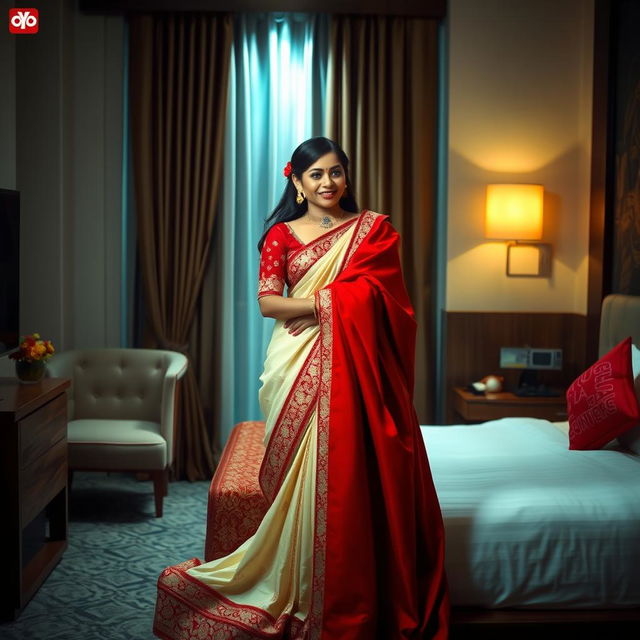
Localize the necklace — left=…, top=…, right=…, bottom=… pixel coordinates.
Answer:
left=307, top=212, right=348, bottom=229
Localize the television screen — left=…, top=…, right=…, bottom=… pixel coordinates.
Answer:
left=0, top=189, right=20, bottom=356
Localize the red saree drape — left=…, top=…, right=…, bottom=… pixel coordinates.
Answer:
left=154, top=211, right=449, bottom=639
left=315, top=214, right=449, bottom=638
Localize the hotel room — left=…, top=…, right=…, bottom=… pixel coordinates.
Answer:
left=1, top=0, right=639, bottom=638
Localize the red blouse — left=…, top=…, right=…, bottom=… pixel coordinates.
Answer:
left=257, top=217, right=362, bottom=299
left=257, top=223, right=301, bottom=298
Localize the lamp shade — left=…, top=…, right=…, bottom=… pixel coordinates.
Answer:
left=485, top=184, right=544, bottom=240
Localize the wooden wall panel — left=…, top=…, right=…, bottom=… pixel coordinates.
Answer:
left=444, top=312, right=586, bottom=423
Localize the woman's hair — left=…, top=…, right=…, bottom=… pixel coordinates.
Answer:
left=257, top=137, right=359, bottom=252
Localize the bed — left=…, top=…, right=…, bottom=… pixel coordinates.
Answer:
left=425, top=419, right=640, bottom=606
left=205, top=294, right=640, bottom=636
left=440, top=293, right=640, bottom=636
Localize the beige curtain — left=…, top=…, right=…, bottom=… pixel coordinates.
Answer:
left=327, top=16, right=439, bottom=422
left=129, top=13, right=233, bottom=480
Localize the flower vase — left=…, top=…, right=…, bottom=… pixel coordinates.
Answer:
left=15, top=360, right=46, bottom=384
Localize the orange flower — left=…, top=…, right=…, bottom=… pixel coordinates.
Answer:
left=9, top=332, right=55, bottom=362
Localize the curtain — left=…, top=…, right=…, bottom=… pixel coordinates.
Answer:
left=327, top=16, right=439, bottom=423
left=129, top=13, right=233, bottom=480
left=204, top=13, right=329, bottom=448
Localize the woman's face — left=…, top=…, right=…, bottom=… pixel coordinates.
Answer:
left=293, top=152, right=347, bottom=210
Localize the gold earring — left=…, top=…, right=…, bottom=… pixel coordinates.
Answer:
left=296, top=191, right=305, bottom=205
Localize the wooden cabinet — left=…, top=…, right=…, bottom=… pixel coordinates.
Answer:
left=0, top=377, right=70, bottom=620
left=453, top=386, right=568, bottom=423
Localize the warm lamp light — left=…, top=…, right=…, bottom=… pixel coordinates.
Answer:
left=484, top=183, right=550, bottom=277
left=485, top=184, right=544, bottom=240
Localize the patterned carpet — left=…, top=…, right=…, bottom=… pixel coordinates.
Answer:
left=0, top=472, right=210, bottom=640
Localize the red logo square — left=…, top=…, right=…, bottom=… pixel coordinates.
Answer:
left=9, top=8, right=39, bottom=34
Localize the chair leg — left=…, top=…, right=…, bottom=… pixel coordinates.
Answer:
left=152, top=470, right=166, bottom=517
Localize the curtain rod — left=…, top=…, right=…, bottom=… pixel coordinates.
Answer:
left=79, top=0, right=446, bottom=19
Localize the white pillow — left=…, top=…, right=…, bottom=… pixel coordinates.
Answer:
left=618, top=343, right=640, bottom=454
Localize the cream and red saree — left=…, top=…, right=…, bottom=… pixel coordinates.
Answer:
left=153, top=210, right=449, bottom=639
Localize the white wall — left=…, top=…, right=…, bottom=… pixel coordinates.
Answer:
left=14, top=0, right=73, bottom=356
left=71, top=10, right=124, bottom=348
left=0, top=1, right=16, bottom=189
left=0, top=0, right=123, bottom=374
left=446, top=0, right=594, bottom=313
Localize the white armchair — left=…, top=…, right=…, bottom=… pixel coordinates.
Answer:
left=46, top=348, right=188, bottom=517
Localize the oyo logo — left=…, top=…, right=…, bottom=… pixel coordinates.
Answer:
left=9, top=8, right=39, bottom=34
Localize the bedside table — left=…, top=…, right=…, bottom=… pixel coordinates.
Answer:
left=453, top=386, right=567, bottom=423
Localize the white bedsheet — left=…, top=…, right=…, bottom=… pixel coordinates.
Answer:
left=421, top=418, right=640, bottom=608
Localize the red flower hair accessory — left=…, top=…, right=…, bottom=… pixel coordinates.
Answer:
left=283, top=162, right=292, bottom=178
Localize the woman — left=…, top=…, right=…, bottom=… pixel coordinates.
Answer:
left=154, top=137, right=449, bottom=639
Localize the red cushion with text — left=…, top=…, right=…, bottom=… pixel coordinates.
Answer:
left=567, top=337, right=640, bottom=450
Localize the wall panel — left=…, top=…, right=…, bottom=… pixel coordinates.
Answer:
left=444, top=311, right=586, bottom=423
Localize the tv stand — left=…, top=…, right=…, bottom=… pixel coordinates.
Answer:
left=0, top=377, right=70, bottom=620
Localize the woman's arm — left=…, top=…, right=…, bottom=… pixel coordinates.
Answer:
left=258, top=295, right=316, bottom=321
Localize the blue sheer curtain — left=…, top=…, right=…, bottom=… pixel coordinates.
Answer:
left=217, top=13, right=328, bottom=444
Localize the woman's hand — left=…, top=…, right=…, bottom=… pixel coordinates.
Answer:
left=284, top=314, right=318, bottom=336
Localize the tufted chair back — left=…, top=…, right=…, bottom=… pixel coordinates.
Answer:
left=51, top=349, right=173, bottom=421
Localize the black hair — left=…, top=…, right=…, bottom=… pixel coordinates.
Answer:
left=257, top=137, right=359, bottom=252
